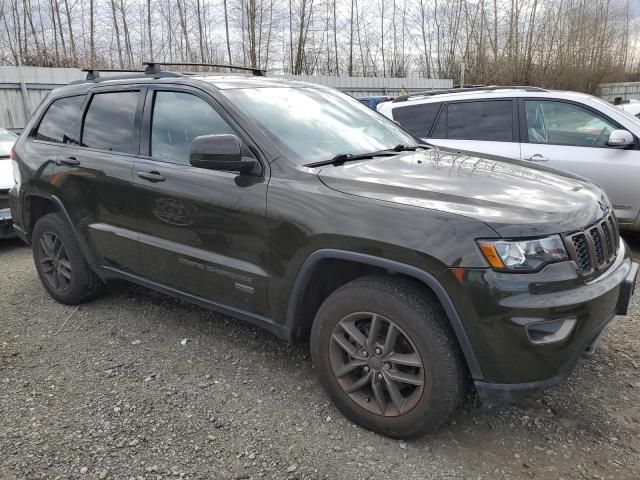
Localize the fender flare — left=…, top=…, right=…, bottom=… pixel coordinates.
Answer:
left=28, top=193, right=98, bottom=265
left=286, top=249, right=484, bottom=380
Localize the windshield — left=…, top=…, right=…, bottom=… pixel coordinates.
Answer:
left=223, top=87, right=419, bottom=164
left=591, top=96, right=640, bottom=127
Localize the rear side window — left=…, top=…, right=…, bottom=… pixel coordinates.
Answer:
left=447, top=100, right=513, bottom=141
left=392, top=103, right=441, bottom=137
left=81, top=91, right=139, bottom=153
left=34, top=95, right=84, bottom=144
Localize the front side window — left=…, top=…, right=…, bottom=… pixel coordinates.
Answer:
left=392, top=102, right=441, bottom=138
left=151, top=91, right=234, bottom=164
left=525, top=100, right=617, bottom=148
left=81, top=91, right=139, bottom=153
left=34, top=95, right=85, bottom=144
left=222, top=87, right=418, bottom=164
left=447, top=100, right=513, bottom=141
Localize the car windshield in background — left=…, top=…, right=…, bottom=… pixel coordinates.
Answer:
left=223, top=87, right=419, bottom=164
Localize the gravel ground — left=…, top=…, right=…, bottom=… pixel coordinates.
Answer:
left=1, top=236, right=640, bottom=480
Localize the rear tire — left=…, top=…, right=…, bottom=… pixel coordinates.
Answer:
left=32, top=213, right=103, bottom=305
left=310, top=276, right=465, bottom=439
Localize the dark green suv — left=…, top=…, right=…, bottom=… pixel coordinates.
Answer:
left=9, top=64, right=638, bottom=439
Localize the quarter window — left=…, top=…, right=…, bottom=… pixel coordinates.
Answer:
left=392, top=103, right=441, bottom=138
left=150, top=91, right=234, bottom=165
left=525, top=100, right=617, bottom=148
left=447, top=100, right=513, bottom=141
left=81, top=91, right=139, bottom=153
left=34, top=95, right=84, bottom=144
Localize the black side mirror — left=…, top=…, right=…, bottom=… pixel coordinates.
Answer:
left=190, top=134, right=258, bottom=174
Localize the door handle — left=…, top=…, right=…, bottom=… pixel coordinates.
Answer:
left=56, top=156, right=80, bottom=166
left=137, top=171, right=166, bottom=183
left=523, top=154, right=549, bottom=162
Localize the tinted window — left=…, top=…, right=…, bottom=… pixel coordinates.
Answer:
left=525, top=100, right=617, bottom=148
left=82, top=91, right=138, bottom=153
left=35, top=95, right=84, bottom=144
left=392, top=103, right=441, bottom=137
left=447, top=101, right=513, bottom=141
left=151, top=91, right=234, bottom=164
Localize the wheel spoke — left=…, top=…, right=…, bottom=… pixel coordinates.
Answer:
left=58, top=259, right=72, bottom=278
left=345, top=371, right=371, bottom=393
left=386, top=370, right=424, bottom=386
left=335, top=360, right=367, bottom=378
left=53, top=237, right=63, bottom=259
left=386, top=352, right=422, bottom=368
left=367, top=314, right=381, bottom=350
left=331, top=333, right=364, bottom=360
left=383, top=324, right=399, bottom=355
left=58, top=266, right=72, bottom=281
left=383, top=373, right=406, bottom=414
left=371, top=376, right=387, bottom=415
left=340, top=321, right=368, bottom=349
left=40, top=237, right=52, bottom=257
left=52, top=266, right=60, bottom=289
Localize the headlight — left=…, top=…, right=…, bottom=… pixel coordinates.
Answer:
left=477, top=235, right=568, bottom=272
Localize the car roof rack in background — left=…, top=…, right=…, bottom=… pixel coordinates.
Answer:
left=143, top=61, right=267, bottom=77
left=393, top=85, right=548, bottom=103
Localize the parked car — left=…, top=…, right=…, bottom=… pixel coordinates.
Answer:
left=378, top=86, right=640, bottom=231
left=621, top=100, right=640, bottom=118
left=10, top=66, right=637, bottom=439
left=0, top=128, right=17, bottom=238
left=356, top=96, right=393, bottom=109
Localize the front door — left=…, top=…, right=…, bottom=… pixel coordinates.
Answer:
left=132, top=87, right=270, bottom=315
left=520, top=99, right=640, bottom=224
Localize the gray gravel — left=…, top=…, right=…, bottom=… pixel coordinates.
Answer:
left=1, top=235, right=640, bottom=480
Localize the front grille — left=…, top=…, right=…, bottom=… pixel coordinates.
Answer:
left=0, top=189, right=8, bottom=210
left=564, top=213, right=619, bottom=277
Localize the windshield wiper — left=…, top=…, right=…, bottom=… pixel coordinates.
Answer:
left=304, top=144, right=423, bottom=168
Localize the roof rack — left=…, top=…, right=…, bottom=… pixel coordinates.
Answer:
left=81, top=68, right=146, bottom=81
left=393, top=85, right=547, bottom=103
left=143, top=61, right=266, bottom=77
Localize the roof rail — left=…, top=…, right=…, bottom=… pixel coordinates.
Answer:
left=81, top=68, right=145, bottom=81
left=393, top=85, right=548, bottom=103
left=143, top=61, right=266, bottom=77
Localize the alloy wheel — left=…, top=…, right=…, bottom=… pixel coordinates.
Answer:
left=38, top=231, right=73, bottom=293
left=329, top=312, right=425, bottom=416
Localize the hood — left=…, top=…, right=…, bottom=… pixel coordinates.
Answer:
left=0, top=160, right=13, bottom=190
left=318, top=148, right=606, bottom=237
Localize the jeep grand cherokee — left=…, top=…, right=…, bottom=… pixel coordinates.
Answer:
left=9, top=64, right=638, bottom=439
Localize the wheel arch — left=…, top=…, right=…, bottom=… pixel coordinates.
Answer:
left=26, top=193, right=97, bottom=265
left=286, top=249, right=483, bottom=380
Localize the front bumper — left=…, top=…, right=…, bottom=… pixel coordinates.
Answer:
left=0, top=208, right=15, bottom=239
left=452, top=241, right=637, bottom=406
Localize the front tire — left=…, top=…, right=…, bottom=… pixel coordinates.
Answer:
left=310, top=276, right=465, bottom=439
left=32, top=213, right=103, bottom=305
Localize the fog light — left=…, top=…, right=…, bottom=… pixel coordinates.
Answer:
left=525, top=318, right=577, bottom=345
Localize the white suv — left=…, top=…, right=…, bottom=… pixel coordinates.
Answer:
left=378, top=87, right=640, bottom=231
left=0, top=128, right=17, bottom=238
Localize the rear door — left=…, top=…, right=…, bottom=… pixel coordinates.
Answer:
left=519, top=98, right=640, bottom=223
left=51, top=86, right=145, bottom=274
left=390, top=102, right=442, bottom=139
left=426, top=99, right=521, bottom=159
left=131, top=85, right=270, bottom=315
